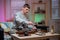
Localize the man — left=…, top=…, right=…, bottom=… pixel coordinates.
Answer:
left=14, top=4, right=36, bottom=31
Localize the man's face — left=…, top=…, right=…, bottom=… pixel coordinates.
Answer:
left=23, top=7, right=30, bottom=14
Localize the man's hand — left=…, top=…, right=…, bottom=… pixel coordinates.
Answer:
left=28, top=21, right=33, bottom=25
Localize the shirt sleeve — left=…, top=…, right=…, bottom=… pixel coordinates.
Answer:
left=15, top=13, right=29, bottom=24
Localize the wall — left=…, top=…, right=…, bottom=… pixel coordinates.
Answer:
left=6, top=0, right=11, bottom=21
left=0, top=0, right=25, bottom=22
left=6, top=0, right=25, bottom=21
left=0, top=0, right=26, bottom=22
left=0, top=0, right=5, bottom=22
left=50, top=0, right=60, bottom=33
left=52, top=19, right=60, bottom=33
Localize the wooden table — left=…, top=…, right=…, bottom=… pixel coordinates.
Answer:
left=11, top=33, right=60, bottom=40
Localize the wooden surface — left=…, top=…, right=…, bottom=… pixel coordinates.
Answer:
left=11, top=33, right=60, bottom=40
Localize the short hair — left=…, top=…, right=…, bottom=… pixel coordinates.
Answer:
left=23, top=4, right=30, bottom=9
